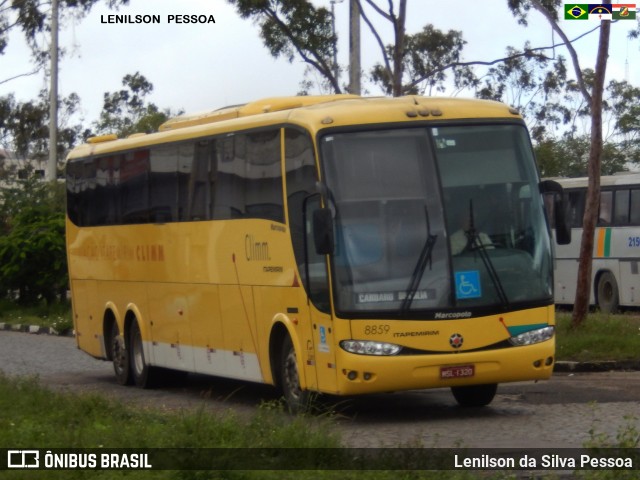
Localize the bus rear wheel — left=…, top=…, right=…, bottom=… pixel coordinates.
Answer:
left=280, top=336, right=311, bottom=413
left=129, top=320, right=158, bottom=388
left=597, top=272, right=619, bottom=314
left=110, top=322, right=131, bottom=386
left=451, top=383, right=497, bottom=407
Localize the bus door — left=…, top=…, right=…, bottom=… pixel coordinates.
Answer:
left=302, top=195, right=337, bottom=393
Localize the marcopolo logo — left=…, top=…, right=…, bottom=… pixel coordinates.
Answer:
left=7, top=450, right=40, bottom=469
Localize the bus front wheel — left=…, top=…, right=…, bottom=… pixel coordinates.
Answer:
left=451, top=383, right=497, bottom=407
left=597, top=272, right=619, bottom=314
left=110, top=322, right=131, bottom=386
left=279, top=336, right=311, bottom=413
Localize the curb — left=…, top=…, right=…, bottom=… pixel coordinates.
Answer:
left=0, top=322, right=75, bottom=337
left=554, top=360, right=640, bottom=373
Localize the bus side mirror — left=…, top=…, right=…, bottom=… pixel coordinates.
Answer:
left=313, top=208, right=335, bottom=255
left=540, top=180, right=571, bottom=245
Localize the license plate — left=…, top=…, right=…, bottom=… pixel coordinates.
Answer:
left=440, top=364, right=475, bottom=379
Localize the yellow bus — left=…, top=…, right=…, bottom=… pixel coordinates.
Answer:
left=66, top=95, right=569, bottom=410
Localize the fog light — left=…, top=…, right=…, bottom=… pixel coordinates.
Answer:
left=363, top=372, right=372, bottom=381
left=533, top=360, right=542, bottom=368
left=347, top=370, right=358, bottom=381
left=545, top=356, right=554, bottom=366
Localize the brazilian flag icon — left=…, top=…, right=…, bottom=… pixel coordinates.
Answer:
left=565, top=4, right=589, bottom=18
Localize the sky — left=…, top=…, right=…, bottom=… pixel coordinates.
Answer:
left=0, top=0, right=638, bottom=129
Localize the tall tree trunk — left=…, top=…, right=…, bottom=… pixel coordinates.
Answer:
left=391, top=0, right=407, bottom=97
left=571, top=20, right=611, bottom=328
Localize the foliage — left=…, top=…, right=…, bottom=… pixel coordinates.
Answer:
left=0, top=0, right=130, bottom=63
left=91, top=72, right=177, bottom=138
left=535, top=136, right=626, bottom=177
left=580, top=417, right=640, bottom=480
left=555, top=311, right=640, bottom=362
left=0, top=176, right=67, bottom=304
left=478, top=48, right=640, bottom=174
left=0, top=90, right=82, bottom=168
left=372, top=23, right=475, bottom=96
left=0, top=297, right=72, bottom=332
left=228, top=0, right=479, bottom=97
left=475, top=48, right=572, bottom=141
left=228, top=0, right=339, bottom=93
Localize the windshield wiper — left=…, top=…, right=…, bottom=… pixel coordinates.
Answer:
left=401, top=206, right=438, bottom=313
left=465, top=200, right=509, bottom=307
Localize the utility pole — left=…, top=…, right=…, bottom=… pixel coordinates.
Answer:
left=348, top=0, right=361, bottom=95
left=47, top=0, right=59, bottom=182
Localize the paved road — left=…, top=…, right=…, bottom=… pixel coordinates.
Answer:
left=1, top=330, right=639, bottom=448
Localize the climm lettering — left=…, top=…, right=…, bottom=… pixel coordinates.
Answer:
left=136, top=244, right=165, bottom=262
left=101, top=14, right=160, bottom=23
left=245, top=235, right=270, bottom=261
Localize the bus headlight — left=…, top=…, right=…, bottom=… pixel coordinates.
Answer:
left=340, top=340, right=402, bottom=356
left=509, top=326, right=555, bottom=346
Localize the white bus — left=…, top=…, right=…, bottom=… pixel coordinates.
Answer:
left=547, top=173, right=640, bottom=313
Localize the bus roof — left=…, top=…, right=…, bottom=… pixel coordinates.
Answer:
left=549, top=172, right=640, bottom=190
left=68, top=95, right=523, bottom=160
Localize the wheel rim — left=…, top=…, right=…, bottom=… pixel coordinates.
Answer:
left=112, top=334, right=127, bottom=376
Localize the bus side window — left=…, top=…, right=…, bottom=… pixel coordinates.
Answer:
left=149, top=144, right=179, bottom=223
left=614, top=189, right=630, bottom=226
left=214, top=130, right=284, bottom=222
left=568, top=191, right=585, bottom=228
left=285, top=128, right=330, bottom=312
left=631, top=189, right=640, bottom=225
left=187, top=139, right=216, bottom=221
left=598, top=190, right=613, bottom=225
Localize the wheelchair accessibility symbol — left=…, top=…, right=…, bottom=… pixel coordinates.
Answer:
left=455, top=270, right=482, bottom=299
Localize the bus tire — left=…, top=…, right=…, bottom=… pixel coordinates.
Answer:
left=110, top=321, right=132, bottom=386
left=597, top=272, right=619, bottom=314
left=451, top=383, right=497, bottom=407
left=279, top=335, right=311, bottom=413
left=129, top=320, right=158, bottom=388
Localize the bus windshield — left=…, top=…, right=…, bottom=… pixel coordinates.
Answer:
left=320, top=124, right=553, bottom=316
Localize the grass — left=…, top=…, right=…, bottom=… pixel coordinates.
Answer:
left=0, top=374, right=482, bottom=480
left=0, top=298, right=73, bottom=333
left=0, top=374, right=637, bottom=480
left=555, top=310, right=640, bottom=362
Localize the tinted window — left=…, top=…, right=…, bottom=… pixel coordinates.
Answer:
left=567, top=190, right=585, bottom=228
left=631, top=189, right=640, bottom=225
left=614, top=189, right=630, bottom=225
left=598, top=190, right=613, bottom=225
left=284, top=128, right=329, bottom=310
left=66, top=128, right=284, bottom=226
left=214, top=130, right=283, bottom=222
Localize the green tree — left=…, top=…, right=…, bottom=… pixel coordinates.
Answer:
left=509, top=0, right=611, bottom=329
left=0, top=90, right=82, bottom=179
left=227, top=0, right=339, bottom=93
left=0, top=176, right=67, bottom=304
left=535, top=136, right=626, bottom=177
left=228, top=0, right=477, bottom=96
left=606, top=80, right=640, bottom=166
left=92, top=72, right=177, bottom=138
